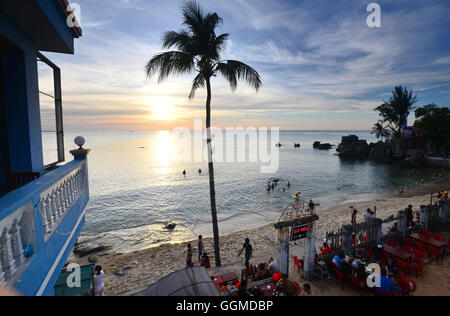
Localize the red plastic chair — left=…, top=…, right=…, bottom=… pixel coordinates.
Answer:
left=395, top=258, right=410, bottom=275
left=420, top=229, right=432, bottom=237
left=425, top=245, right=444, bottom=263
left=351, top=276, right=365, bottom=296
left=403, top=245, right=414, bottom=254
left=409, top=257, right=425, bottom=278
left=413, top=241, right=426, bottom=251
left=403, top=236, right=413, bottom=246
left=292, top=281, right=302, bottom=296
left=413, top=249, right=426, bottom=261
left=387, top=240, right=399, bottom=247
left=397, top=274, right=417, bottom=296
left=433, top=233, right=444, bottom=241
left=335, top=269, right=346, bottom=290
left=272, top=272, right=282, bottom=282
left=292, top=255, right=303, bottom=273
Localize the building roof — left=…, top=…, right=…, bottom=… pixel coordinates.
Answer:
left=58, top=0, right=82, bottom=37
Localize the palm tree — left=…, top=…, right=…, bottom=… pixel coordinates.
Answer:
left=145, top=1, right=261, bottom=267
left=371, top=120, right=389, bottom=141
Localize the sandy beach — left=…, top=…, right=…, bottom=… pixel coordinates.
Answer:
left=72, top=189, right=449, bottom=296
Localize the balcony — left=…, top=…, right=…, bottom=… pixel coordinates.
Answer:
left=0, top=149, right=89, bottom=296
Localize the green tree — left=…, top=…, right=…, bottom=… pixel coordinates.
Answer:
left=145, top=1, right=261, bottom=267
left=374, top=86, right=417, bottom=137
left=414, top=104, right=450, bottom=139
left=371, top=120, right=389, bottom=140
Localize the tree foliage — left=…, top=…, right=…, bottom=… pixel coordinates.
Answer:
left=414, top=104, right=450, bottom=139
left=374, top=86, right=417, bottom=137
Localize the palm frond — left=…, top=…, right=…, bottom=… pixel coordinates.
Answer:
left=215, top=60, right=262, bottom=92
left=162, top=30, right=194, bottom=53
left=145, top=51, right=195, bottom=83
left=189, top=73, right=206, bottom=99
left=182, top=0, right=204, bottom=33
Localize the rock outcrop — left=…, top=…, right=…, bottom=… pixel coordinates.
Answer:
left=313, top=142, right=332, bottom=150
left=337, top=136, right=370, bottom=158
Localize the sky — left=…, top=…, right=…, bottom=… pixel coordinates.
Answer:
left=39, top=0, right=450, bottom=131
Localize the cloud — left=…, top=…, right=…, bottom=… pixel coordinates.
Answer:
left=41, top=0, right=450, bottom=130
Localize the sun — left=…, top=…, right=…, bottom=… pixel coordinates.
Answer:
left=148, top=97, right=175, bottom=121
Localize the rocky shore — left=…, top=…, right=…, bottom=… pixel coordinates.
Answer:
left=337, top=134, right=449, bottom=167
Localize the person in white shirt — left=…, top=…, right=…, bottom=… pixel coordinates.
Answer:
left=268, top=257, right=280, bottom=274
left=93, top=265, right=105, bottom=296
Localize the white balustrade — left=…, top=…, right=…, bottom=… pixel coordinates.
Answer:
left=40, top=161, right=87, bottom=239
left=0, top=209, right=28, bottom=283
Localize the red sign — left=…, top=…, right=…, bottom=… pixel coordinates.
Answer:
left=291, top=224, right=310, bottom=241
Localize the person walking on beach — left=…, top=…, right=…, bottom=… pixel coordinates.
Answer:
left=197, top=235, right=204, bottom=263
left=364, top=209, right=372, bottom=223
left=351, top=209, right=358, bottom=226
left=186, top=244, right=194, bottom=268
left=239, top=238, right=253, bottom=268
left=93, top=265, right=105, bottom=296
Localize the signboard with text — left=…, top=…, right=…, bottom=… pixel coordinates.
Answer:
left=291, top=224, right=310, bottom=241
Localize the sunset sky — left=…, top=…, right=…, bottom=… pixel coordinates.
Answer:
left=39, top=0, right=450, bottom=131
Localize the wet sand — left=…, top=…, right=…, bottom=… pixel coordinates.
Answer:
left=72, top=190, right=448, bottom=296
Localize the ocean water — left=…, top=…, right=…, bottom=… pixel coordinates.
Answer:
left=42, top=130, right=441, bottom=254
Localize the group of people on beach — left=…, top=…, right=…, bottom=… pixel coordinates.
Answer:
left=185, top=235, right=210, bottom=268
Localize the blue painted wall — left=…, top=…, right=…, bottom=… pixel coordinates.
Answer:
left=0, top=10, right=44, bottom=176
left=0, top=60, right=8, bottom=196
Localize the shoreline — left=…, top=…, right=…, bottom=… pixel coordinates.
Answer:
left=71, top=189, right=449, bottom=296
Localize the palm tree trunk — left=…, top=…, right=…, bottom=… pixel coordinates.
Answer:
left=205, top=76, right=221, bottom=267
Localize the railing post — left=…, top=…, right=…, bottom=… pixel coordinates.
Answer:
left=420, top=205, right=430, bottom=230
left=397, top=210, right=408, bottom=237
left=439, top=200, right=450, bottom=227
left=342, top=225, right=353, bottom=253
left=277, top=227, right=290, bottom=277
left=373, top=218, right=383, bottom=245
left=304, top=221, right=317, bottom=280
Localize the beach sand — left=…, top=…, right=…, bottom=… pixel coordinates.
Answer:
left=72, top=191, right=448, bottom=296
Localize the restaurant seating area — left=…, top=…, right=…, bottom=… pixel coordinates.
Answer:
left=322, top=228, right=448, bottom=296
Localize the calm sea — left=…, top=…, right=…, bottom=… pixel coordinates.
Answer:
left=42, top=130, right=440, bottom=254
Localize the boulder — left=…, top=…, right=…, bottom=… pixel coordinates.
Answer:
left=313, top=141, right=321, bottom=149
left=73, top=243, right=111, bottom=258
left=318, top=143, right=332, bottom=150
left=368, top=141, right=391, bottom=162
left=338, top=138, right=369, bottom=158
left=337, top=135, right=359, bottom=152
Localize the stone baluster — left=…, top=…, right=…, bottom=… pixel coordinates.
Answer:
left=55, top=185, right=63, bottom=218
left=68, top=176, right=75, bottom=204
left=62, top=180, right=69, bottom=210
left=9, top=219, right=24, bottom=267
left=0, top=228, right=16, bottom=281
left=50, top=190, right=59, bottom=224
left=43, top=196, right=53, bottom=233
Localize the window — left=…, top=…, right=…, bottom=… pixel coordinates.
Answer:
left=37, top=52, right=64, bottom=169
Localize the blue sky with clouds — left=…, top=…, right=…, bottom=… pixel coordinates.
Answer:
left=41, top=0, right=450, bottom=130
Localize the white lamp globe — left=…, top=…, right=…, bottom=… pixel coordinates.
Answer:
left=74, top=136, right=85, bottom=148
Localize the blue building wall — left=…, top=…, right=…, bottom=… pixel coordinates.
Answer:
left=0, top=63, right=8, bottom=196
left=0, top=10, right=44, bottom=177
